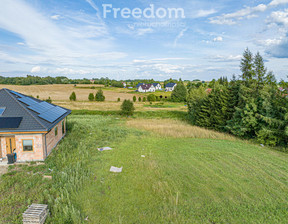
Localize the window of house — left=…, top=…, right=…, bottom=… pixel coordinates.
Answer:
left=62, top=121, right=65, bottom=134
left=55, top=127, right=58, bottom=136
left=0, top=107, right=6, bottom=116
left=23, top=140, right=33, bottom=151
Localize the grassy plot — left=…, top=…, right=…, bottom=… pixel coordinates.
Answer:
left=0, top=116, right=135, bottom=223
left=1, top=115, right=288, bottom=223
left=77, top=135, right=288, bottom=223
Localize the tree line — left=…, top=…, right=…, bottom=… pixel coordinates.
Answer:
left=187, top=49, right=288, bottom=147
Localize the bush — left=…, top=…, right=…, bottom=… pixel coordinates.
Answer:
left=88, top=93, right=94, bottom=101
left=147, top=94, right=156, bottom=102
left=69, top=92, right=76, bottom=101
left=45, top=97, right=52, bottom=103
left=143, top=97, right=146, bottom=102
left=121, top=100, right=135, bottom=116
left=117, top=98, right=121, bottom=102
left=138, top=97, right=141, bottom=102
left=95, top=89, right=105, bottom=101
left=171, top=82, right=187, bottom=102
left=133, top=96, right=137, bottom=102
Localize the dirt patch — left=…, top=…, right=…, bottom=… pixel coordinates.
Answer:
left=0, top=166, right=8, bottom=176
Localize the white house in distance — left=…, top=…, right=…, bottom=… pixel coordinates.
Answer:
left=138, top=84, right=156, bottom=93
left=152, top=83, right=162, bottom=90
left=165, top=83, right=177, bottom=92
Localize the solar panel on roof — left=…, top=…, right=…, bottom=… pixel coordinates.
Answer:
left=28, top=101, right=55, bottom=114
left=38, top=106, right=67, bottom=123
left=18, top=97, right=38, bottom=106
left=0, top=117, right=23, bottom=129
left=28, top=104, right=48, bottom=114
left=0, top=108, right=5, bottom=116
left=39, top=102, right=54, bottom=109
left=10, top=90, right=24, bottom=97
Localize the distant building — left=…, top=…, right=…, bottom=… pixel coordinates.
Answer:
left=206, top=88, right=212, bottom=94
left=165, top=83, right=177, bottom=92
left=152, top=83, right=162, bottom=90
left=138, top=84, right=156, bottom=93
left=136, top=83, right=144, bottom=88
left=122, top=82, right=127, bottom=88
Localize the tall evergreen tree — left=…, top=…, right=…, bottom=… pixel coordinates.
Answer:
left=171, top=81, right=188, bottom=102
left=240, top=48, right=254, bottom=85
left=254, top=52, right=267, bottom=92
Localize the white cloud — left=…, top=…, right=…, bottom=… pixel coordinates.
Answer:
left=213, top=36, right=223, bottom=42
left=51, top=15, right=60, bottom=20
left=269, top=0, right=288, bottom=6
left=31, top=66, right=41, bottom=73
left=268, top=9, right=288, bottom=26
left=195, top=9, right=217, bottom=18
left=210, top=0, right=288, bottom=25
left=260, top=38, right=283, bottom=46
left=137, top=28, right=153, bottom=36
left=0, top=0, right=126, bottom=74
left=174, top=28, right=188, bottom=47
left=210, top=4, right=267, bottom=25
left=209, top=55, right=242, bottom=62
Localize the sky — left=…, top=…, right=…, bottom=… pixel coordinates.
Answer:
left=0, top=0, right=288, bottom=81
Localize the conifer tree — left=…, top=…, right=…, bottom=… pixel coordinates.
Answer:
left=69, top=92, right=76, bottom=101
left=95, top=89, right=105, bottom=101
left=88, top=93, right=94, bottom=101
left=240, top=48, right=254, bottom=86
left=171, top=81, right=188, bottom=102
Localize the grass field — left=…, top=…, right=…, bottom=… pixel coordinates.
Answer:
left=0, top=84, right=183, bottom=112
left=0, top=84, right=172, bottom=102
left=1, top=115, right=288, bottom=223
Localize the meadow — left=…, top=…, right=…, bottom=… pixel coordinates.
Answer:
left=1, top=115, right=288, bottom=223
left=0, top=84, right=186, bottom=112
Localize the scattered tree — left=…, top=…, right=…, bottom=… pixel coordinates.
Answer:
left=69, top=92, right=76, bottom=101
left=121, top=99, right=135, bottom=116
left=88, top=93, right=94, bottom=101
left=171, top=81, right=188, bottom=102
left=45, top=97, right=52, bottom=103
left=138, top=97, right=142, bottom=102
left=95, top=89, right=105, bottom=101
left=133, top=96, right=137, bottom=102
left=147, top=94, right=156, bottom=102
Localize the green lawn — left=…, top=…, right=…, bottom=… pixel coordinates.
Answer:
left=1, top=115, right=288, bottom=223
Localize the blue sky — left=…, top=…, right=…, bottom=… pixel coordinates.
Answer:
left=0, top=0, right=288, bottom=81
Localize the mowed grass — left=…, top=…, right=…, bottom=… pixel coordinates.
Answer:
left=1, top=115, right=288, bottom=223
left=74, top=116, right=288, bottom=223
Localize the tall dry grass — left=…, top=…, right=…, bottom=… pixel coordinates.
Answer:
left=127, top=119, right=236, bottom=140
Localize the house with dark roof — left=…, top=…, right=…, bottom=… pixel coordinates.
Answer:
left=0, top=88, right=71, bottom=163
left=165, top=83, right=177, bottom=92
left=152, top=83, right=162, bottom=90
left=136, top=83, right=144, bottom=88
left=137, top=84, right=156, bottom=93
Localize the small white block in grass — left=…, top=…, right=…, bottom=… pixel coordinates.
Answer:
left=141, top=155, right=145, bottom=158
left=110, top=166, right=122, bottom=173
left=98, top=147, right=112, bottom=151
